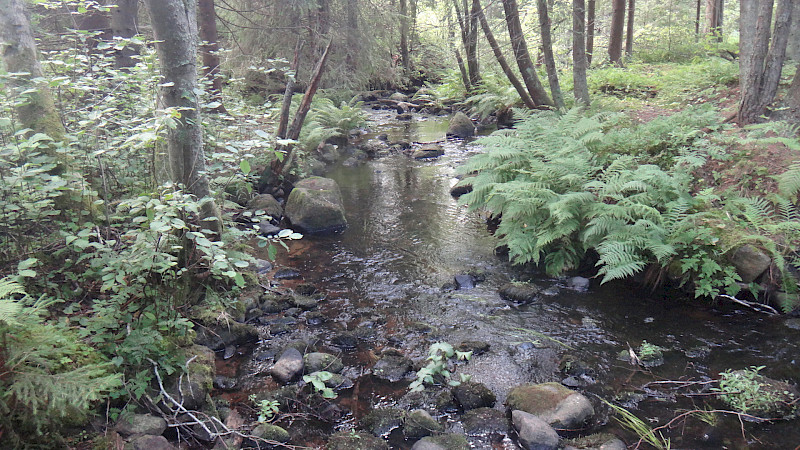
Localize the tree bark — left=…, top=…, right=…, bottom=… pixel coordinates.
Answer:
left=625, top=0, right=635, bottom=57
left=466, top=0, right=482, bottom=87
left=787, top=67, right=800, bottom=111
left=573, top=0, right=590, bottom=105
left=609, top=0, right=626, bottom=65
left=142, top=0, right=221, bottom=235
left=476, top=0, right=536, bottom=108
left=0, top=0, right=65, bottom=142
left=586, top=0, right=595, bottom=65
left=738, top=0, right=795, bottom=124
left=400, top=0, right=410, bottom=73
left=705, top=0, right=724, bottom=41
left=109, top=0, right=140, bottom=68
left=786, top=1, right=800, bottom=59
left=501, top=0, right=553, bottom=106
left=345, top=0, right=359, bottom=67
left=198, top=0, right=225, bottom=113
left=447, top=4, right=471, bottom=92
left=696, top=0, right=702, bottom=38
left=536, top=0, right=564, bottom=109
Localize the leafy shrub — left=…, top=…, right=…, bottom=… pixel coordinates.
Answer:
left=409, top=342, right=472, bottom=392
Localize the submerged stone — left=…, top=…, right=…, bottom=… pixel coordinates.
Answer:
left=411, top=433, right=470, bottom=450
left=506, top=382, right=595, bottom=429
left=361, top=407, right=406, bottom=437
left=462, top=407, right=508, bottom=436
left=404, top=409, right=443, bottom=439
left=326, top=430, right=389, bottom=450
left=499, top=282, right=541, bottom=304
left=372, top=354, right=413, bottom=382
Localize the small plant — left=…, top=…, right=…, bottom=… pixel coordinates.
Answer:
left=715, top=366, right=794, bottom=415
left=249, top=395, right=280, bottom=423
left=605, top=400, right=671, bottom=450
left=409, top=342, right=472, bottom=392
left=303, top=371, right=337, bottom=399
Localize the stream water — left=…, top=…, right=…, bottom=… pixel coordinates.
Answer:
left=239, top=110, right=800, bottom=449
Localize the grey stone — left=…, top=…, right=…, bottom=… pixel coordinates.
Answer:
left=452, top=381, right=496, bottom=410
left=567, top=276, right=590, bottom=291
left=447, top=112, right=475, bottom=138
left=194, top=321, right=259, bottom=351
left=453, top=274, right=474, bottom=289
left=304, top=352, right=344, bottom=373
left=251, top=423, right=290, bottom=443
left=404, top=409, right=443, bottom=439
left=128, top=435, right=176, bottom=450
left=506, top=383, right=594, bottom=429
left=285, top=177, right=347, bottom=234
left=274, top=267, right=302, bottom=280
left=462, top=407, right=508, bottom=436
left=512, top=410, right=559, bottom=450
left=389, top=92, right=409, bottom=102
left=412, top=143, right=445, bottom=160
left=271, top=348, right=304, bottom=383
left=257, top=221, right=281, bottom=236
left=372, top=354, right=412, bottom=382
left=729, top=244, right=772, bottom=282
left=499, top=282, right=541, bottom=304
left=361, top=407, right=405, bottom=437
left=291, top=294, right=318, bottom=311
left=411, top=434, right=470, bottom=450
left=326, top=430, right=389, bottom=449
left=331, top=332, right=359, bottom=350
left=247, top=194, right=283, bottom=221
left=116, top=414, right=167, bottom=437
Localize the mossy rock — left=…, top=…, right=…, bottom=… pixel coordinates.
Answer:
left=326, top=430, right=389, bottom=450
left=411, top=433, right=470, bottom=450
left=304, top=352, right=344, bottom=373
left=404, top=409, right=443, bottom=439
left=451, top=381, right=496, bottom=410
left=506, top=382, right=594, bottom=429
left=284, top=177, right=347, bottom=234
left=361, top=407, right=406, bottom=437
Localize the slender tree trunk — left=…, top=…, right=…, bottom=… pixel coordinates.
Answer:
left=705, top=0, right=724, bottom=41
left=142, top=0, right=221, bottom=235
left=198, top=0, right=225, bottom=113
left=573, top=0, right=591, bottom=105
left=738, top=0, right=795, bottom=124
left=536, top=0, right=564, bottom=108
left=400, top=0, right=410, bottom=73
left=448, top=4, right=471, bottom=92
left=501, top=0, right=553, bottom=106
left=346, top=0, right=359, bottom=67
left=787, top=67, right=800, bottom=111
left=609, top=0, right=626, bottom=65
left=696, top=0, right=702, bottom=38
left=277, top=40, right=303, bottom=140
left=625, top=0, right=635, bottom=57
left=410, top=0, right=418, bottom=66
left=452, top=0, right=472, bottom=90
left=787, top=5, right=800, bottom=60
left=586, top=0, right=596, bottom=65
left=109, top=0, right=139, bottom=68
left=0, top=0, right=66, bottom=143
left=476, top=0, right=536, bottom=108
left=466, top=0, right=482, bottom=87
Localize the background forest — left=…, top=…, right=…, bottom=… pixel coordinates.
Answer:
left=0, top=0, right=799, bottom=448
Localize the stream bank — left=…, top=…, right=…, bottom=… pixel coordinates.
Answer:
left=213, top=106, right=800, bottom=449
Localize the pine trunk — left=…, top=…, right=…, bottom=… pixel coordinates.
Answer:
left=536, top=0, right=564, bottom=109
left=573, top=0, right=590, bottom=105
left=198, top=0, right=225, bottom=113
left=466, top=0, right=482, bottom=87
left=609, top=0, right=626, bottom=65
left=142, top=0, right=221, bottom=235
left=586, top=0, right=596, bottom=65
left=501, top=0, right=553, bottom=106
left=625, top=0, right=635, bottom=57
left=400, top=0, right=410, bottom=73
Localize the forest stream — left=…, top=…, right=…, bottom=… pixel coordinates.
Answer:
left=222, top=110, right=800, bottom=449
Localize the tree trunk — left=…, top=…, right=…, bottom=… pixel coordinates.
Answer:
left=400, top=0, right=410, bottom=73
left=345, top=0, right=359, bottom=67
left=501, top=0, right=553, bottom=106
left=0, top=0, right=66, bottom=143
left=625, top=0, right=635, bottom=57
left=476, top=0, right=535, bottom=108
left=466, top=0, right=482, bottom=87
left=198, top=0, right=225, bottom=113
left=410, top=0, right=418, bottom=66
left=787, top=67, right=800, bottom=111
left=142, top=0, right=221, bottom=235
left=738, top=0, right=795, bottom=124
left=447, top=4, right=471, bottom=92
left=786, top=1, right=800, bottom=59
left=536, top=0, right=564, bottom=109
left=609, top=0, right=626, bottom=65
left=586, top=0, right=595, bottom=65
left=696, top=0, right=702, bottom=38
left=109, top=0, right=139, bottom=68
left=573, top=0, right=591, bottom=105
left=705, top=0, right=724, bottom=41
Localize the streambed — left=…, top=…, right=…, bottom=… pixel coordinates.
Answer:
left=228, top=110, right=800, bottom=449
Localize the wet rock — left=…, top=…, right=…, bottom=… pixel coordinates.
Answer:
left=450, top=178, right=473, bottom=197
left=453, top=274, right=475, bottom=289
left=284, top=307, right=302, bottom=317
left=462, top=407, right=508, bottom=436
left=116, top=414, right=167, bottom=437
left=285, top=177, right=348, bottom=234
left=512, top=410, right=559, bottom=450
left=447, top=112, right=475, bottom=138
left=567, top=276, right=590, bottom=291
left=127, top=435, right=176, bottom=450
left=195, top=322, right=259, bottom=351
left=404, top=409, right=443, bottom=439
left=729, top=244, right=772, bottom=283
left=251, top=385, right=300, bottom=410
left=499, top=282, right=541, bottom=304
left=390, top=92, right=409, bottom=102
left=389, top=139, right=412, bottom=149
left=270, top=348, right=304, bottom=383
left=457, top=340, right=490, bottom=356
left=560, top=355, right=594, bottom=378
left=785, top=318, right=800, bottom=330
left=304, top=352, right=344, bottom=373
left=326, top=430, right=389, bottom=450
left=213, top=375, right=237, bottom=390
left=411, top=433, right=470, bottom=450
left=397, top=113, right=413, bottom=121
left=245, top=307, right=264, bottom=322
left=377, top=134, right=389, bottom=141
left=290, top=294, right=318, bottom=311
left=295, top=283, right=317, bottom=296
left=452, top=381, right=496, bottom=410
left=306, top=311, right=328, bottom=325
left=247, top=194, right=283, bottom=221
left=253, top=348, right=278, bottom=362
left=274, top=267, right=302, bottom=280
left=361, top=407, right=406, bottom=437
left=506, top=383, right=595, bottom=429
left=253, top=259, right=273, bottom=275
left=564, top=433, right=627, bottom=450
left=372, top=354, right=413, bottom=382
left=412, top=143, right=445, bottom=160
left=191, top=416, right=226, bottom=442
left=167, top=345, right=215, bottom=410
left=331, top=332, right=359, bottom=350
left=435, top=389, right=460, bottom=413
left=247, top=423, right=290, bottom=446
left=257, top=221, right=281, bottom=237
left=261, top=297, right=291, bottom=313
left=270, top=323, right=292, bottom=335
left=409, top=321, right=435, bottom=333
left=719, top=370, right=800, bottom=418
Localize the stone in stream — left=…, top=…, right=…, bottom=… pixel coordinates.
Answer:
left=285, top=177, right=347, bottom=234
left=246, top=193, right=283, bottom=221
left=457, top=340, right=490, bottom=356
left=361, top=407, right=406, bottom=437
left=389, top=92, right=409, bottom=102
left=274, top=267, right=302, bottom=280
left=127, top=435, right=176, bottom=450
left=306, top=311, right=328, bottom=325
left=506, top=382, right=595, bottom=430
left=728, top=244, right=772, bottom=282
left=563, top=433, right=628, bottom=450
left=499, top=282, right=541, bottom=304
left=447, top=112, right=476, bottom=138
left=245, top=423, right=290, bottom=446
left=115, top=414, right=167, bottom=437
left=718, top=370, right=800, bottom=418
left=194, top=321, right=259, bottom=351
left=462, top=407, right=508, bottom=436
left=411, top=434, right=470, bottom=450
left=290, top=294, right=318, bottom=310
left=567, top=276, right=591, bottom=291
left=404, top=409, right=443, bottom=439
left=213, top=375, right=237, bottom=390
left=372, top=352, right=413, bottom=382
left=331, top=332, right=359, bottom=350
left=270, top=347, right=304, bottom=383
left=412, top=143, right=445, bottom=160
left=257, top=221, right=281, bottom=237
left=453, top=274, right=475, bottom=289
left=304, top=352, right=344, bottom=373
left=396, top=113, right=413, bottom=121
left=451, top=381, right=496, bottom=410
left=326, top=430, right=389, bottom=450
left=511, top=410, right=560, bottom=450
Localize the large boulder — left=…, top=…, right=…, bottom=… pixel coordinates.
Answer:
left=506, top=383, right=595, bottom=429
left=165, top=345, right=215, bottom=411
left=512, top=410, right=560, bottom=450
left=447, top=112, right=475, bottom=138
left=285, top=177, right=347, bottom=234
left=729, top=245, right=772, bottom=282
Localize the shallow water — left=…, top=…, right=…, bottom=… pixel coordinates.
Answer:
left=254, top=110, right=800, bottom=449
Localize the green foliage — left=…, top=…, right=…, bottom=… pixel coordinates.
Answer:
left=409, top=342, right=472, bottom=392
left=250, top=395, right=281, bottom=423
left=465, top=74, right=520, bottom=120
left=605, top=400, right=671, bottom=450
left=715, top=366, right=793, bottom=415
left=303, top=371, right=338, bottom=399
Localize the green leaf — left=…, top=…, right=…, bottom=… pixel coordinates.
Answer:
left=267, top=244, right=277, bottom=261
left=240, top=160, right=251, bottom=175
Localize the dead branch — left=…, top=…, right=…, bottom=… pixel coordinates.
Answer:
left=717, top=294, right=779, bottom=315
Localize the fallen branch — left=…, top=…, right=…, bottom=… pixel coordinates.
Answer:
left=717, top=294, right=779, bottom=315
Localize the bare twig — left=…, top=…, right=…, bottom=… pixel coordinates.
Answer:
left=717, top=294, right=779, bottom=315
